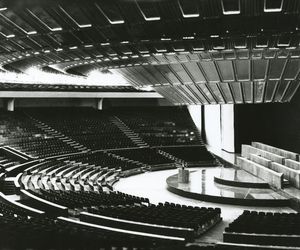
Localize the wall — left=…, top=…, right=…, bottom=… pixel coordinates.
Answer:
left=234, top=88, right=300, bottom=153
left=187, top=105, right=202, bottom=131
left=203, top=105, right=222, bottom=151
left=203, top=104, right=235, bottom=153
left=221, top=105, right=235, bottom=153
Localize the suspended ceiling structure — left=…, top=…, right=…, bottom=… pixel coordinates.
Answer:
left=0, top=0, right=299, bottom=105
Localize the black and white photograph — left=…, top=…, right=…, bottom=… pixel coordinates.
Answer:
left=0, top=0, right=299, bottom=249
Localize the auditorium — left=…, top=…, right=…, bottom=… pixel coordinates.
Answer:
left=0, top=0, right=299, bottom=249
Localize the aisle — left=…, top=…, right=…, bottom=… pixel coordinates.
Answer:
left=114, top=168, right=295, bottom=243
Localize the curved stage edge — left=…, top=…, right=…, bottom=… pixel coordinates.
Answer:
left=166, top=168, right=290, bottom=207
left=213, top=176, right=270, bottom=189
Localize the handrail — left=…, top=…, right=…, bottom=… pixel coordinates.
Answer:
left=81, top=211, right=194, bottom=231
left=20, top=189, right=68, bottom=210
left=58, top=217, right=186, bottom=241
left=4, top=146, right=36, bottom=160
left=0, top=191, right=45, bottom=215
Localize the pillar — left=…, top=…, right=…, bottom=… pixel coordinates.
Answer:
left=6, top=98, right=15, bottom=112
left=178, top=167, right=190, bottom=183
left=96, top=98, right=103, bottom=110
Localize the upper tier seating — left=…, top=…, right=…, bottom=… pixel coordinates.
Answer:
left=29, top=108, right=136, bottom=150
left=115, top=107, right=203, bottom=147
left=0, top=108, right=214, bottom=167
left=0, top=111, right=79, bottom=158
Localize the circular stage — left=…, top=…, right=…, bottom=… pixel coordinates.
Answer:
left=214, top=168, right=269, bottom=188
left=166, top=167, right=290, bottom=207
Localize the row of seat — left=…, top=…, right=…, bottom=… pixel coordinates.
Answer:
left=226, top=210, right=300, bottom=235
left=14, top=154, right=221, bottom=247
left=224, top=210, right=300, bottom=248
left=34, top=189, right=145, bottom=209
left=87, top=203, right=221, bottom=232
left=107, top=148, right=173, bottom=166
left=0, top=111, right=80, bottom=158
left=0, top=202, right=188, bottom=250
left=158, top=146, right=215, bottom=164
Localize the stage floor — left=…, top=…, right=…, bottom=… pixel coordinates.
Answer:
left=167, top=168, right=289, bottom=206
left=114, top=167, right=295, bottom=243
left=215, top=167, right=267, bottom=185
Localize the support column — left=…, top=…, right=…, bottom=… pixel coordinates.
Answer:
left=6, top=98, right=15, bottom=112
left=96, top=98, right=104, bottom=110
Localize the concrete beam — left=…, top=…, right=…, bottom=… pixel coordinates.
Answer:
left=0, top=91, right=163, bottom=99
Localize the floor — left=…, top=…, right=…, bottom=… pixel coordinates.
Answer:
left=114, top=167, right=295, bottom=243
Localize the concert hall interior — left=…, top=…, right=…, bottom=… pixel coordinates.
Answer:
left=0, top=0, right=299, bottom=249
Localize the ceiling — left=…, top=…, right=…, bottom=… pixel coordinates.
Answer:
left=0, top=0, right=299, bottom=104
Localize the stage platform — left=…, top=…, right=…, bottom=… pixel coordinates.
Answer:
left=214, top=168, right=270, bottom=188
left=167, top=167, right=290, bottom=207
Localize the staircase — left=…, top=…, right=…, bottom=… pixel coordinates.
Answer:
left=157, top=148, right=185, bottom=165
left=105, top=151, right=150, bottom=169
left=110, top=116, right=148, bottom=147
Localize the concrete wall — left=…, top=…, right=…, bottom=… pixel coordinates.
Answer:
left=187, top=105, right=202, bottom=131
left=271, top=162, right=300, bottom=188
left=285, top=159, right=300, bottom=171
left=204, top=105, right=222, bottom=151
left=202, top=104, right=235, bottom=154
left=252, top=142, right=299, bottom=161
left=220, top=104, right=235, bottom=153
left=249, top=154, right=272, bottom=168
left=236, top=156, right=283, bottom=189
left=241, top=144, right=285, bottom=164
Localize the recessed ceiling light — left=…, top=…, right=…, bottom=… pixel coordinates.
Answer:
left=183, top=36, right=194, bottom=40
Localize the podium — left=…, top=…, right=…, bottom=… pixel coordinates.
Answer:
left=178, top=168, right=189, bottom=183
